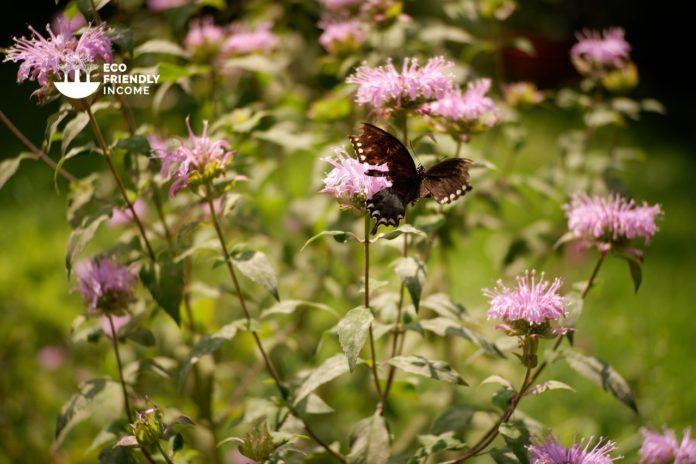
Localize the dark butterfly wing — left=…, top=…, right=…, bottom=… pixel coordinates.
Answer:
left=366, top=188, right=406, bottom=234
left=349, top=123, right=418, bottom=182
left=419, top=158, right=474, bottom=204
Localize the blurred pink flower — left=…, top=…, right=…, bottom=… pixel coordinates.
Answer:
left=52, top=11, right=87, bottom=35
left=109, top=198, right=148, bottom=227
left=484, top=270, right=566, bottom=325
left=184, top=17, right=225, bottom=57
left=148, top=0, right=189, bottom=12
left=565, top=193, right=663, bottom=245
left=76, top=258, right=137, bottom=314
left=346, top=56, right=455, bottom=112
left=321, top=148, right=391, bottom=205
left=222, top=22, right=278, bottom=56
left=529, top=435, right=618, bottom=464
left=101, top=314, right=131, bottom=339
left=157, top=117, right=234, bottom=197
left=319, top=19, right=367, bottom=54
left=4, top=23, right=112, bottom=86
left=641, top=428, right=679, bottom=463
left=420, top=79, right=499, bottom=128
left=202, top=197, right=223, bottom=219
left=38, top=345, right=67, bottom=370
left=571, top=27, right=631, bottom=69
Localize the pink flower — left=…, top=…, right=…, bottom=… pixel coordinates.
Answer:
left=565, top=193, right=663, bottom=245
left=101, top=314, right=131, bottom=339
left=4, top=23, right=112, bottom=86
left=571, top=27, right=631, bottom=69
left=319, top=19, right=367, bottom=54
left=157, top=117, right=234, bottom=197
left=147, top=0, right=189, bottom=12
left=484, top=270, right=566, bottom=325
left=109, top=198, right=148, bottom=227
left=52, top=11, right=87, bottom=35
left=641, top=428, right=696, bottom=464
left=321, top=148, right=391, bottom=205
left=529, top=435, right=619, bottom=464
left=346, top=57, right=455, bottom=113
left=38, top=345, right=67, bottom=370
left=420, top=79, right=499, bottom=129
left=222, top=22, right=278, bottom=56
left=184, top=17, right=225, bottom=57
left=76, top=258, right=137, bottom=314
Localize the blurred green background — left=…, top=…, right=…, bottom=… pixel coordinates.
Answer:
left=1, top=1, right=695, bottom=463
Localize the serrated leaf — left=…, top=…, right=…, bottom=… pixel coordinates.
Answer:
left=65, top=211, right=110, bottom=276
left=337, top=307, right=374, bottom=372
left=55, top=379, right=121, bottom=446
left=135, top=39, right=189, bottom=58
left=0, top=152, right=33, bottom=190
left=524, top=380, right=575, bottom=396
left=394, top=257, right=426, bottom=312
left=300, top=230, right=357, bottom=251
left=179, top=319, right=247, bottom=386
left=230, top=247, right=279, bottom=301
left=261, top=300, right=337, bottom=319
left=420, top=317, right=502, bottom=356
left=387, top=355, right=467, bottom=385
left=347, top=412, right=390, bottom=464
left=140, top=250, right=184, bottom=325
left=293, top=354, right=350, bottom=406
left=563, top=349, right=638, bottom=412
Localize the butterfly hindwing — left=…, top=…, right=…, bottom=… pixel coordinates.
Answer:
left=366, top=188, right=406, bottom=235
left=419, top=158, right=473, bottom=205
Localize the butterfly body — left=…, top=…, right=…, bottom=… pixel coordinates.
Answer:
left=350, top=123, right=473, bottom=234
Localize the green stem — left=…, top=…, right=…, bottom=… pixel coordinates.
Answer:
left=107, top=314, right=132, bottom=423
left=204, top=184, right=345, bottom=463
left=364, top=216, right=383, bottom=401
left=156, top=441, right=175, bottom=464
left=86, top=106, right=156, bottom=262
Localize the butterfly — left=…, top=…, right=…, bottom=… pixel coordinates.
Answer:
left=350, top=123, right=473, bottom=234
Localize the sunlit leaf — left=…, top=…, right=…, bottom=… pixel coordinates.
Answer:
left=140, top=250, right=184, bottom=325
left=337, top=306, right=374, bottom=372
left=0, top=152, right=33, bottom=190
left=347, top=412, right=390, bottom=464
left=387, top=355, right=467, bottom=385
left=293, top=354, right=350, bottom=406
left=230, top=247, right=279, bottom=301
left=394, top=257, right=426, bottom=312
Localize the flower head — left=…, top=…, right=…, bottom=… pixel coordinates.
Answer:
left=147, top=0, right=189, bottom=12
left=484, top=270, right=566, bottom=326
left=76, top=258, right=137, bottom=314
left=641, top=428, right=696, bottom=464
left=420, top=79, right=499, bottom=136
left=321, top=148, right=391, bottom=207
left=156, top=117, right=234, bottom=197
left=4, top=22, right=112, bottom=87
left=52, top=11, right=87, bottom=35
left=222, top=22, right=278, bottom=56
left=346, top=56, right=455, bottom=114
left=571, top=27, right=631, bottom=72
left=184, top=17, right=225, bottom=59
left=529, top=435, right=619, bottom=464
left=565, top=193, right=663, bottom=245
left=319, top=19, right=367, bottom=54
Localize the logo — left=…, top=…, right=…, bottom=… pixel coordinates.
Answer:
left=54, top=64, right=100, bottom=99
left=53, top=62, right=160, bottom=99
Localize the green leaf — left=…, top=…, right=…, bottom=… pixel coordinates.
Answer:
left=115, top=135, right=151, bottom=155
left=562, top=349, right=638, bottom=413
left=0, top=152, right=33, bottom=190
left=431, top=405, right=475, bottom=435
left=386, top=355, right=467, bottom=385
left=490, top=448, right=521, bottom=464
left=140, top=250, right=184, bottom=325
left=394, top=257, right=426, bottom=312
left=408, top=431, right=467, bottom=463
left=61, top=112, right=90, bottom=155
left=124, top=327, right=156, bottom=347
left=293, top=354, right=350, bottom=406
left=347, top=412, right=390, bottom=464
left=627, top=260, right=642, bottom=293
left=230, top=247, right=279, bottom=301
left=420, top=317, right=502, bottom=356
left=261, top=299, right=337, bottom=318
left=337, top=307, right=374, bottom=372
left=99, top=445, right=139, bottom=464
left=420, top=293, right=468, bottom=320
left=134, top=39, right=189, bottom=58
left=179, top=319, right=247, bottom=387
left=224, top=55, right=283, bottom=74
left=65, top=211, right=110, bottom=276
left=641, top=98, right=666, bottom=114
left=158, top=62, right=199, bottom=82
left=499, top=421, right=531, bottom=464
left=524, top=380, right=575, bottom=396
left=295, top=393, right=335, bottom=415
left=55, top=379, right=121, bottom=446
left=374, top=224, right=427, bottom=242
left=300, top=230, right=357, bottom=251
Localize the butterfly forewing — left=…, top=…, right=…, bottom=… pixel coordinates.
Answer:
left=350, top=123, right=418, bottom=181
left=420, top=158, right=473, bottom=204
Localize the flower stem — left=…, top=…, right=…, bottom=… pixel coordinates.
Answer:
left=204, top=185, right=345, bottom=463
left=107, top=314, right=132, bottom=423
left=0, top=111, right=79, bottom=184
left=156, top=441, right=175, bottom=464
left=364, top=216, right=383, bottom=402
left=85, top=106, right=156, bottom=262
